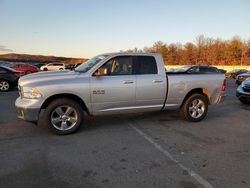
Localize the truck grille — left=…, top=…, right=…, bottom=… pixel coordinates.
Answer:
left=18, top=85, right=23, bottom=98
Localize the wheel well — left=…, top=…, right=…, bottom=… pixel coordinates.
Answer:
left=41, top=94, right=90, bottom=114
left=0, top=79, right=11, bottom=84
left=0, top=79, right=8, bottom=81
left=181, top=88, right=211, bottom=107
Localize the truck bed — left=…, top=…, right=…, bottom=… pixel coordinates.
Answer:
left=164, top=73, right=225, bottom=108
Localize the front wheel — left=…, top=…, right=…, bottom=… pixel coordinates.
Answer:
left=43, top=98, right=84, bottom=135
left=180, top=94, right=208, bottom=122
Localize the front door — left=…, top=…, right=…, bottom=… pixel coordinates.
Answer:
left=90, top=56, right=136, bottom=114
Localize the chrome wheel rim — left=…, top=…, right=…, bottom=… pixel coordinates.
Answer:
left=188, top=99, right=205, bottom=119
left=50, top=105, right=78, bottom=131
left=0, top=81, right=10, bottom=91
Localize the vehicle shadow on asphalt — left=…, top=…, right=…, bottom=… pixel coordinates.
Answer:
left=34, top=100, right=249, bottom=135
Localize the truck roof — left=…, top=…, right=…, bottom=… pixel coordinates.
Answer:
left=99, top=52, right=161, bottom=57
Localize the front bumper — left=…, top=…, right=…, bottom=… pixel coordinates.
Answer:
left=236, top=86, right=250, bottom=101
left=16, top=107, right=40, bottom=122
left=15, top=97, right=42, bottom=122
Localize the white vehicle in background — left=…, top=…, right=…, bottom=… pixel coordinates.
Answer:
left=40, top=63, right=65, bottom=71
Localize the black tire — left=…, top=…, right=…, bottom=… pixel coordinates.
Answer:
left=180, top=94, right=208, bottom=122
left=43, top=98, right=84, bottom=135
left=239, top=98, right=250, bottom=105
left=0, top=79, right=11, bottom=92
left=43, top=68, right=48, bottom=71
left=59, top=68, right=63, bottom=70
left=26, top=71, right=32, bottom=74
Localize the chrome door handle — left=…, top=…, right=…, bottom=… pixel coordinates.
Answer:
left=123, top=80, right=134, bottom=84
left=153, top=79, right=163, bottom=83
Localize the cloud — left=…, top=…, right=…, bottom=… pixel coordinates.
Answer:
left=0, top=45, right=13, bottom=52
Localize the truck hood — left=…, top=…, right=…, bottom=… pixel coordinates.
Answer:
left=243, top=79, right=250, bottom=85
left=238, top=72, right=250, bottom=77
left=19, top=70, right=80, bottom=86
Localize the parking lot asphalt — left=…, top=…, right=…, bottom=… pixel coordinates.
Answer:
left=0, top=80, right=250, bottom=188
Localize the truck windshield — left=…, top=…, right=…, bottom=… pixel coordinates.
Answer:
left=75, top=55, right=108, bottom=73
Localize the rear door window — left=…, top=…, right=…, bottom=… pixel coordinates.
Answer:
left=199, top=66, right=218, bottom=74
left=134, top=56, right=158, bottom=74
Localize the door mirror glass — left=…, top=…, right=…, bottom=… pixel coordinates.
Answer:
left=94, top=67, right=108, bottom=76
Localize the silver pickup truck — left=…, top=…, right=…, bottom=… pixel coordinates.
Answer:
left=15, top=53, right=226, bottom=134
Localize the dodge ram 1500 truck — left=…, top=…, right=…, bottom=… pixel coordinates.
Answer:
left=15, top=53, right=226, bottom=134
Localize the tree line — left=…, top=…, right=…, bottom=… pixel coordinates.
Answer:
left=125, top=35, right=250, bottom=66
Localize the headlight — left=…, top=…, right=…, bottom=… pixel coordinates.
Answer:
left=22, top=87, right=42, bottom=99
left=241, top=81, right=245, bottom=88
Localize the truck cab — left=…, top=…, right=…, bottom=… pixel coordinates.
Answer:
left=85, top=53, right=167, bottom=114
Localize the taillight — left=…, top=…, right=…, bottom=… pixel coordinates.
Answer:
left=221, top=79, right=226, bottom=92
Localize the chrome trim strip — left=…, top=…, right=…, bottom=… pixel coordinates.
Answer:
left=99, top=105, right=163, bottom=112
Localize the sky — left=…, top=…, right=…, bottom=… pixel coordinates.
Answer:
left=0, top=0, right=250, bottom=58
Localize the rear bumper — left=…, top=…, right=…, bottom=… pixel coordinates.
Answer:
left=216, top=93, right=226, bottom=104
left=10, top=78, right=19, bottom=87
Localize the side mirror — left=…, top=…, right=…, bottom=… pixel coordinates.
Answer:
left=93, top=67, right=108, bottom=77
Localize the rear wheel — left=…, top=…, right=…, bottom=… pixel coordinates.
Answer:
left=43, top=68, right=48, bottom=71
left=180, top=94, right=208, bottom=122
left=0, top=80, right=11, bottom=92
left=43, top=98, right=84, bottom=135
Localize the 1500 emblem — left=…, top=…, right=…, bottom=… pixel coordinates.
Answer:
left=93, top=90, right=105, bottom=95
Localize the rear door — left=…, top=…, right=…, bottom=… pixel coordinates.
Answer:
left=0, top=67, right=8, bottom=79
left=90, top=56, right=136, bottom=114
left=53, top=64, right=61, bottom=71
left=0, top=67, right=14, bottom=82
left=134, top=56, right=166, bottom=109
